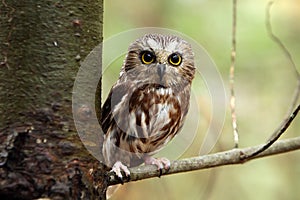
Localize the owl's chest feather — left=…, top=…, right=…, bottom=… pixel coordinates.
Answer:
left=127, top=86, right=183, bottom=150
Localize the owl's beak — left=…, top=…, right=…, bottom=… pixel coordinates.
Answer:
left=157, top=64, right=166, bottom=81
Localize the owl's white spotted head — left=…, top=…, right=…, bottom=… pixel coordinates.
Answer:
left=120, top=34, right=195, bottom=91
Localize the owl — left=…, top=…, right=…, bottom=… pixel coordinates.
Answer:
left=101, top=33, right=195, bottom=179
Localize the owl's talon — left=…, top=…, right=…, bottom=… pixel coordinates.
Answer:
left=158, top=168, right=163, bottom=178
left=144, top=157, right=171, bottom=176
left=117, top=176, right=124, bottom=185
left=111, top=161, right=130, bottom=183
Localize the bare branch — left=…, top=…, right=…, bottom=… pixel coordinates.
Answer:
left=242, top=1, right=300, bottom=159
left=229, top=0, right=239, bottom=148
left=108, top=136, right=300, bottom=186
left=265, top=1, right=300, bottom=114
left=242, top=104, right=300, bottom=159
left=265, top=1, right=300, bottom=80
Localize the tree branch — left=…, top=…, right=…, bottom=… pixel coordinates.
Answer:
left=229, top=0, right=239, bottom=148
left=108, top=136, right=300, bottom=186
left=242, top=104, right=300, bottom=159
left=240, top=1, right=300, bottom=159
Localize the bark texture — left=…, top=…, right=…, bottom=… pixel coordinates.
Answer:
left=0, top=0, right=106, bottom=199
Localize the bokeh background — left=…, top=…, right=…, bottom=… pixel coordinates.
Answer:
left=102, top=0, right=300, bottom=199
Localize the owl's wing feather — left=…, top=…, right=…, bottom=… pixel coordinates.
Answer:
left=101, top=82, right=130, bottom=135
left=100, top=90, right=112, bottom=135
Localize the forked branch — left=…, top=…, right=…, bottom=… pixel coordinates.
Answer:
left=108, top=134, right=300, bottom=186
left=243, top=1, right=300, bottom=159
left=108, top=106, right=299, bottom=186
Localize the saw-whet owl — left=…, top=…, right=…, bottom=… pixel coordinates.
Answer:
left=101, top=33, right=195, bottom=178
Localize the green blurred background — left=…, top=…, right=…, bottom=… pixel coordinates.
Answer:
left=103, top=0, right=300, bottom=199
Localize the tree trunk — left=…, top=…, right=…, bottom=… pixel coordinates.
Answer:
left=0, top=0, right=106, bottom=199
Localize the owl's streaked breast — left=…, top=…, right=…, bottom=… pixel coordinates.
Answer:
left=127, top=84, right=184, bottom=154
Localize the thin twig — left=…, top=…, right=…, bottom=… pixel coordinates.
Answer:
left=230, top=0, right=239, bottom=148
left=108, top=136, right=300, bottom=186
left=242, top=104, right=300, bottom=159
left=242, top=1, right=300, bottom=159
left=265, top=1, right=300, bottom=115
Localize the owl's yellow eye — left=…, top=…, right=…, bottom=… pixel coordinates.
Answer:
left=168, top=53, right=182, bottom=66
left=141, top=51, right=155, bottom=65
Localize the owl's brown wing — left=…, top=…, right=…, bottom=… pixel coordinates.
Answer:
left=100, top=82, right=129, bottom=135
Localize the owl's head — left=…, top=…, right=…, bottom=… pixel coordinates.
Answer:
left=120, top=34, right=195, bottom=90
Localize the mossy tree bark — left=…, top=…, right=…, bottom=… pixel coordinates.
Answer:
left=0, top=0, right=106, bottom=199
